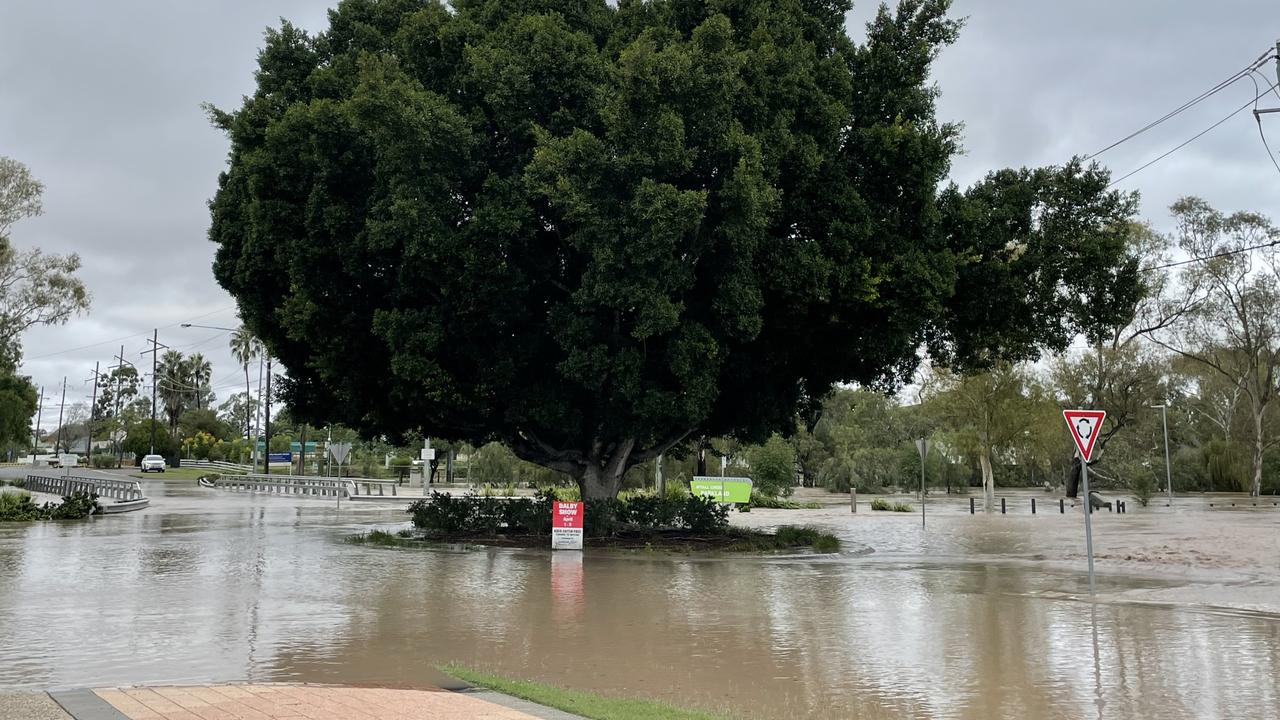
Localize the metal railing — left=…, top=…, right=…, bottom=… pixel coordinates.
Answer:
left=24, top=473, right=145, bottom=502
left=350, top=479, right=400, bottom=497
left=182, top=459, right=252, bottom=473
left=204, top=473, right=354, bottom=498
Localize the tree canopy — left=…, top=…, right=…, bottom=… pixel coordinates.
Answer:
left=210, top=0, right=1139, bottom=498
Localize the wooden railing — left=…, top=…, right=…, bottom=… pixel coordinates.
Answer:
left=24, top=473, right=145, bottom=502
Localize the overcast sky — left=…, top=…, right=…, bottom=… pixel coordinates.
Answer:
left=2, top=0, right=1277, bottom=430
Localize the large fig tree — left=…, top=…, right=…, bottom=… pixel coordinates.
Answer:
left=209, top=0, right=1139, bottom=499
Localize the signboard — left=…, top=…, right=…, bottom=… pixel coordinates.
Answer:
left=420, top=448, right=436, bottom=461
left=690, top=476, right=753, bottom=503
left=551, top=501, right=584, bottom=550
left=329, top=442, right=352, bottom=466
left=267, top=452, right=292, bottom=463
left=1063, top=410, right=1107, bottom=461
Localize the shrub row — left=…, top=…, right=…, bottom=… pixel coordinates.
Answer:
left=0, top=491, right=99, bottom=521
left=408, top=491, right=730, bottom=537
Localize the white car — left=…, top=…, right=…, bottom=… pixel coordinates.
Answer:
left=139, top=454, right=166, bottom=472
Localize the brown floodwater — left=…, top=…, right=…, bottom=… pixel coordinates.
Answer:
left=1, top=479, right=1278, bottom=719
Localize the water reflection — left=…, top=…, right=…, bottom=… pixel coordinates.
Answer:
left=0, top=487, right=1277, bottom=719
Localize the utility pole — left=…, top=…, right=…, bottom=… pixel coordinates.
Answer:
left=54, top=377, right=67, bottom=455
left=31, top=386, right=47, bottom=463
left=110, top=346, right=134, bottom=467
left=1152, top=404, right=1174, bottom=507
left=142, top=330, right=169, bottom=455
left=85, top=361, right=100, bottom=457
left=262, top=357, right=272, bottom=473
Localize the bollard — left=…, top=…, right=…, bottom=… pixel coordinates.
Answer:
left=970, top=497, right=975, bottom=514
left=1031, top=497, right=1036, bottom=514
left=851, top=489, right=857, bottom=513
left=1001, top=497, right=1006, bottom=514
left=1060, top=498, right=1065, bottom=514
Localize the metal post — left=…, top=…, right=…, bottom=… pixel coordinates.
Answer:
left=969, top=497, right=974, bottom=514
left=1081, top=454, right=1096, bottom=595
left=86, top=361, right=99, bottom=458
left=32, top=386, right=44, bottom=464
left=149, top=329, right=158, bottom=454
left=263, top=357, right=272, bottom=474
left=1060, top=498, right=1065, bottom=514
left=1032, top=497, right=1036, bottom=514
left=1156, top=405, right=1173, bottom=507
left=55, top=377, right=67, bottom=455
left=921, top=446, right=927, bottom=528
left=850, top=488, right=856, bottom=513
left=1001, top=497, right=1006, bottom=514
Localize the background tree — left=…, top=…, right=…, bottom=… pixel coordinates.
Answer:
left=747, top=433, right=796, bottom=498
left=925, top=365, right=1053, bottom=512
left=209, top=0, right=1141, bottom=499
left=1154, top=198, right=1280, bottom=496
left=122, top=420, right=176, bottom=462
left=0, top=369, right=37, bottom=449
left=0, top=156, right=90, bottom=368
left=186, top=353, right=212, bottom=410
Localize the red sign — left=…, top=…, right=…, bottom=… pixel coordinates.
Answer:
left=1063, top=410, right=1107, bottom=462
left=553, top=501, right=583, bottom=530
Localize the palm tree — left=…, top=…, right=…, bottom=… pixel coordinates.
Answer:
left=229, top=327, right=260, bottom=440
left=187, top=353, right=212, bottom=410
left=156, top=350, right=187, bottom=431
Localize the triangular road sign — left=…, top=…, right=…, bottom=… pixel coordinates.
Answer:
left=1063, top=410, right=1107, bottom=462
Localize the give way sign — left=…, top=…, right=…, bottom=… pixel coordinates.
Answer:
left=1062, top=410, right=1106, bottom=462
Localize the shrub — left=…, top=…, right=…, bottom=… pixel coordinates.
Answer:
left=748, top=491, right=822, bottom=509
left=90, top=452, right=118, bottom=469
left=0, top=490, right=98, bottom=521
left=870, top=498, right=913, bottom=512
left=773, top=526, right=841, bottom=552
left=407, top=490, right=728, bottom=537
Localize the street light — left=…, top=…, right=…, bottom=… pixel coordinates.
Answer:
left=1151, top=404, right=1173, bottom=507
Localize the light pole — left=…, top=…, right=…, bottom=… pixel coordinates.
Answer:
left=1151, top=404, right=1173, bottom=507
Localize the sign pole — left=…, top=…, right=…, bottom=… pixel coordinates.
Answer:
left=1081, top=451, right=1095, bottom=595
left=1063, top=409, right=1105, bottom=597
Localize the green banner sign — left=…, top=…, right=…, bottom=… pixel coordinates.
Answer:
left=690, top=477, right=753, bottom=503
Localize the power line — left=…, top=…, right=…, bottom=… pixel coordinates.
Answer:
left=1086, top=48, right=1277, bottom=159
left=1141, top=237, right=1280, bottom=273
left=25, top=305, right=238, bottom=361
left=1107, top=79, right=1280, bottom=188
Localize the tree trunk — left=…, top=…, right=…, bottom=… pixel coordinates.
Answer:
left=979, top=450, right=995, bottom=513
left=1066, top=457, right=1081, bottom=498
left=1252, top=412, right=1264, bottom=497
left=573, top=440, right=636, bottom=500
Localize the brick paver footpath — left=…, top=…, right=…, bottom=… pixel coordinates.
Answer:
left=77, top=684, right=550, bottom=720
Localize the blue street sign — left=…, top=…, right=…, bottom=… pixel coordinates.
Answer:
left=267, top=452, right=293, bottom=463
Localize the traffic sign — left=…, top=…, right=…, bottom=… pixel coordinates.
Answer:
left=551, top=501, right=584, bottom=550
left=329, top=442, right=352, bottom=466
left=1063, top=410, right=1106, bottom=462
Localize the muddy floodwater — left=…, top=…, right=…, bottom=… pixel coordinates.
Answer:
left=2, top=478, right=1279, bottom=719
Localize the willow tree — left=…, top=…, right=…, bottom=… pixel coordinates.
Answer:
left=209, top=0, right=1138, bottom=499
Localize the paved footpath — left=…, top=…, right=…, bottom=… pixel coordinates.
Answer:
left=3, top=684, right=585, bottom=720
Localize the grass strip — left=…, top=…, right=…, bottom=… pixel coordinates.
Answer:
left=442, top=664, right=731, bottom=720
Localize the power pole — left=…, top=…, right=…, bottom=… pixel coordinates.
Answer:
left=31, top=386, right=47, bottom=463
left=142, top=330, right=169, bottom=455
left=85, top=361, right=100, bottom=456
left=54, top=377, right=67, bottom=455
left=262, top=357, right=272, bottom=473
left=110, top=346, right=134, bottom=466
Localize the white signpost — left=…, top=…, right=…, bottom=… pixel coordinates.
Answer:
left=1063, top=409, right=1106, bottom=595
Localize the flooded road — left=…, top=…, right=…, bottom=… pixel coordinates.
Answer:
left=2, top=480, right=1278, bottom=719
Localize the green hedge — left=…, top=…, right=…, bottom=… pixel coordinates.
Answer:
left=408, top=491, right=729, bottom=537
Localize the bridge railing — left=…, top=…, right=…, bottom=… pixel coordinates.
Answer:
left=182, top=459, right=252, bottom=473
left=206, top=473, right=354, bottom=498
left=24, top=474, right=145, bottom=502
